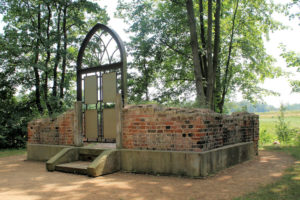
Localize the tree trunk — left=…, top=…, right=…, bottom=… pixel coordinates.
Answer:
left=34, top=4, right=43, bottom=114
left=60, top=4, right=68, bottom=99
left=198, top=0, right=207, bottom=79
left=52, top=5, right=62, bottom=97
left=185, top=0, right=206, bottom=106
left=218, top=0, right=239, bottom=113
left=143, top=57, right=150, bottom=102
left=206, top=0, right=214, bottom=109
left=44, top=4, right=52, bottom=114
left=212, top=0, right=221, bottom=111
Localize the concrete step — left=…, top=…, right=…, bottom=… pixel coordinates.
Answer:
left=55, top=161, right=91, bottom=175
left=78, top=148, right=104, bottom=161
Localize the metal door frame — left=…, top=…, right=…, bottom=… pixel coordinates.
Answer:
left=76, top=23, right=127, bottom=142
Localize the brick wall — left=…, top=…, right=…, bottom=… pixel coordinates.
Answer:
left=122, top=104, right=259, bottom=153
left=28, top=110, right=75, bottom=145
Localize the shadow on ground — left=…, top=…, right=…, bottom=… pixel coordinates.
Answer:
left=0, top=151, right=295, bottom=200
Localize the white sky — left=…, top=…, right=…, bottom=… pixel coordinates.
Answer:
left=262, top=3, right=300, bottom=108
left=1, top=0, right=299, bottom=108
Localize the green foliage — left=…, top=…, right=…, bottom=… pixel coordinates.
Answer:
left=296, top=134, right=300, bottom=146
left=0, top=0, right=109, bottom=114
left=275, top=105, right=297, bottom=144
left=280, top=44, right=300, bottom=93
left=117, top=0, right=284, bottom=110
left=259, top=129, right=277, bottom=146
left=0, top=69, right=38, bottom=148
left=0, top=0, right=109, bottom=148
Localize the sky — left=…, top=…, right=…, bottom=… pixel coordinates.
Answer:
left=1, top=0, right=299, bottom=108
left=262, top=12, right=300, bottom=108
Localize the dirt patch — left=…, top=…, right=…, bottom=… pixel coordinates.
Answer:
left=0, top=150, right=295, bottom=200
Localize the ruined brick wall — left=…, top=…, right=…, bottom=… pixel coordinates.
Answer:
left=28, top=110, right=75, bottom=145
left=122, top=104, right=259, bottom=153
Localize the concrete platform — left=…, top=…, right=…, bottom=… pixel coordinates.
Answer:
left=120, top=142, right=255, bottom=177
left=28, top=142, right=255, bottom=178
left=56, top=161, right=91, bottom=175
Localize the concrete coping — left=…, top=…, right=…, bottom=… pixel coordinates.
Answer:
left=120, top=142, right=254, bottom=154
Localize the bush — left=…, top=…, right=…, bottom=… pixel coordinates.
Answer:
left=259, top=129, right=276, bottom=146
left=0, top=94, right=38, bottom=149
left=295, top=133, right=300, bottom=146
left=275, top=104, right=297, bottom=144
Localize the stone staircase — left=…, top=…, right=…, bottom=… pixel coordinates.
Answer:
left=46, top=147, right=120, bottom=177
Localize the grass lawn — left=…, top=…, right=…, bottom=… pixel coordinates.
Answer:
left=235, top=145, right=300, bottom=200
left=0, top=148, right=26, bottom=158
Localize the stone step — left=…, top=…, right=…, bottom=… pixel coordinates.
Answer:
left=78, top=148, right=104, bottom=161
left=55, top=161, right=91, bottom=175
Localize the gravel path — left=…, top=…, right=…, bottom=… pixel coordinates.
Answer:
left=0, top=150, right=295, bottom=200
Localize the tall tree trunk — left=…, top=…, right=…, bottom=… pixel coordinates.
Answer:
left=60, top=4, right=68, bottom=99
left=34, top=4, right=43, bottom=114
left=143, top=57, right=150, bottom=102
left=215, top=64, right=222, bottom=112
left=44, top=4, right=52, bottom=114
left=218, top=0, right=240, bottom=113
left=198, top=0, right=208, bottom=79
left=212, top=0, right=221, bottom=111
left=52, top=5, right=62, bottom=97
left=206, top=0, right=214, bottom=109
left=185, top=0, right=206, bottom=106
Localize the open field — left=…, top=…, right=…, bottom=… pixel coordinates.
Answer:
left=259, top=110, right=300, bottom=131
left=258, top=110, right=300, bottom=145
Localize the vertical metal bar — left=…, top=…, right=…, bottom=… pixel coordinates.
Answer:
left=77, top=71, right=82, bottom=101
left=100, top=72, right=103, bottom=140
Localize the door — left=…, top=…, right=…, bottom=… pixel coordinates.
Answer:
left=83, top=72, right=118, bottom=142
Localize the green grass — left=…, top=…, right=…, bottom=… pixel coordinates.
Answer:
left=234, top=145, right=300, bottom=200
left=0, top=148, right=26, bottom=158
left=258, top=110, right=300, bottom=145
left=259, top=110, right=300, bottom=135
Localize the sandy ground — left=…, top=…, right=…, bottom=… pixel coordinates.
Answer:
left=0, top=150, right=295, bottom=200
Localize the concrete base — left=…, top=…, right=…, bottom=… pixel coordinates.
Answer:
left=120, top=142, right=254, bottom=177
left=27, top=144, right=71, bottom=161
left=27, top=142, right=255, bottom=178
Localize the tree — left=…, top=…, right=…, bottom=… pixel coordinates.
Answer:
left=0, top=46, right=38, bottom=148
left=118, top=1, right=159, bottom=103
left=280, top=45, right=300, bottom=92
left=275, top=104, right=297, bottom=144
left=117, top=0, right=283, bottom=112
left=280, top=0, right=300, bottom=93
left=0, top=0, right=109, bottom=114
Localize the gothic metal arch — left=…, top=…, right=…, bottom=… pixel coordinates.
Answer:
left=76, top=23, right=127, bottom=105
